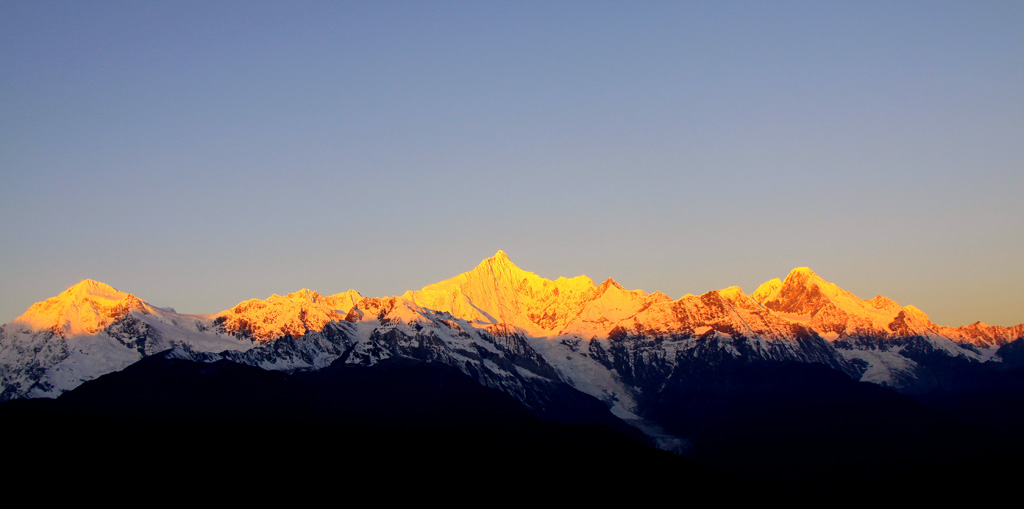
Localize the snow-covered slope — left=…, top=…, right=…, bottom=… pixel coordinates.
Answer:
left=756, top=267, right=910, bottom=334
left=13, top=279, right=154, bottom=337
left=0, top=280, right=253, bottom=400
left=750, top=267, right=1021, bottom=387
left=3, top=253, right=1022, bottom=437
left=751, top=267, right=1015, bottom=348
left=400, top=250, right=599, bottom=336
left=214, top=288, right=363, bottom=341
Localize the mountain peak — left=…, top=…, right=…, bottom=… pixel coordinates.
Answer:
left=718, top=286, right=746, bottom=299
left=752, top=278, right=783, bottom=304
left=400, top=251, right=601, bottom=336
left=14, top=279, right=148, bottom=337
left=477, top=250, right=519, bottom=271
left=65, top=279, right=124, bottom=298
left=284, top=289, right=323, bottom=302
left=785, top=267, right=820, bottom=282
left=761, top=268, right=843, bottom=315
left=902, top=304, right=930, bottom=324
left=598, top=277, right=626, bottom=292
left=220, top=287, right=354, bottom=341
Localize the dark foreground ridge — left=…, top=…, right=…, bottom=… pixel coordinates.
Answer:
left=5, top=351, right=1024, bottom=500
left=1, top=354, right=725, bottom=496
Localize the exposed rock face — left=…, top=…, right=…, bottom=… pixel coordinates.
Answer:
left=13, top=279, right=152, bottom=338
left=2, top=253, right=1022, bottom=444
left=216, top=289, right=362, bottom=342
left=1, top=280, right=252, bottom=401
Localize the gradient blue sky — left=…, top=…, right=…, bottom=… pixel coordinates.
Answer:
left=2, top=1, right=1021, bottom=326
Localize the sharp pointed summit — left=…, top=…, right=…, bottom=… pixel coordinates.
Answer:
left=400, top=251, right=597, bottom=336
left=757, top=267, right=846, bottom=315
left=477, top=249, right=512, bottom=266
left=472, top=249, right=525, bottom=276
left=3, top=258, right=1022, bottom=407
left=598, top=277, right=627, bottom=292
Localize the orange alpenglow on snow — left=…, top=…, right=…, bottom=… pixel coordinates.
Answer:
left=4, top=251, right=1023, bottom=404
left=215, top=288, right=364, bottom=342
left=9, top=252, right=1023, bottom=346
left=13, top=279, right=154, bottom=337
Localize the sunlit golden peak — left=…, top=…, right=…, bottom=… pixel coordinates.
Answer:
left=15, top=279, right=145, bottom=337
left=482, top=249, right=517, bottom=267
left=787, top=266, right=818, bottom=278
left=717, top=285, right=747, bottom=301
left=65, top=279, right=123, bottom=297
left=902, top=304, right=930, bottom=323
left=782, top=267, right=829, bottom=289
left=598, top=277, right=626, bottom=291
left=285, top=289, right=323, bottom=302
left=752, top=278, right=783, bottom=304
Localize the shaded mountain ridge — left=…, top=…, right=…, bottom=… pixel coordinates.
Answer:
left=3, top=252, right=1022, bottom=442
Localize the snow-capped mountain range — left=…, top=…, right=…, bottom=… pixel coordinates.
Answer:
left=3, top=251, right=1021, bottom=443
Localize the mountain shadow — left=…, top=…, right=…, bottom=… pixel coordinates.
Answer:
left=0, top=353, right=726, bottom=495
left=642, top=357, right=1023, bottom=492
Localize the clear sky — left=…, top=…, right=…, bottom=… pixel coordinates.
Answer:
left=2, top=1, right=1021, bottom=327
